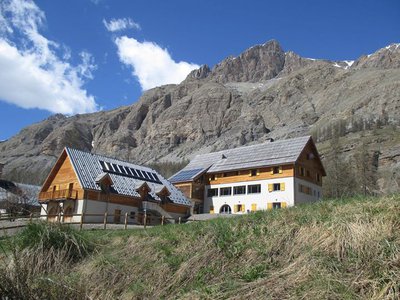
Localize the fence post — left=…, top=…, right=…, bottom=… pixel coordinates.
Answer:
left=161, top=215, right=164, bottom=226
left=124, top=212, right=128, bottom=230
left=80, top=213, right=84, bottom=231
left=29, top=213, right=33, bottom=223
left=143, top=214, right=147, bottom=229
left=103, top=212, right=107, bottom=230
left=178, top=217, right=181, bottom=224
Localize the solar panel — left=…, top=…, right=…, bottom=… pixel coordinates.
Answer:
left=170, top=168, right=204, bottom=183
left=98, top=160, right=161, bottom=184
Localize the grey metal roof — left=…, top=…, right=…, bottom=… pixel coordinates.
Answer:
left=170, top=136, right=312, bottom=182
left=66, top=148, right=191, bottom=206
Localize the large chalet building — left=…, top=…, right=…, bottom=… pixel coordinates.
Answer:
left=38, top=148, right=191, bottom=223
left=170, top=136, right=325, bottom=214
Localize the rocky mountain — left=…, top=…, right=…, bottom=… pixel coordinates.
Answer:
left=1, top=40, right=400, bottom=192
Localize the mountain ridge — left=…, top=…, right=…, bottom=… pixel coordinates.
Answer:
left=1, top=40, right=399, bottom=192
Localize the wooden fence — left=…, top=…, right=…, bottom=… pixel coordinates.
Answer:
left=0, top=212, right=185, bottom=232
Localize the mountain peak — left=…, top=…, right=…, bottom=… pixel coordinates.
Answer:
left=207, top=39, right=285, bottom=83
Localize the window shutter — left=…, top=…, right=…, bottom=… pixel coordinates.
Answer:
left=241, top=205, right=245, bottom=212
left=281, top=202, right=287, bottom=208
left=256, top=169, right=260, bottom=175
left=267, top=203, right=273, bottom=210
left=234, top=205, right=238, bottom=213
left=268, top=184, right=273, bottom=192
left=210, top=206, right=214, bottom=214
left=251, top=203, right=257, bottom=212
left=270, top=168, right=274, bottom=175
left=281, top=183, right=285, bottom=191
left=279, top=166, right=283, bottom=174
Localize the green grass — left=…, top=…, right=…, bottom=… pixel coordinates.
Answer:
left=1, top=195, right=400, bottom=299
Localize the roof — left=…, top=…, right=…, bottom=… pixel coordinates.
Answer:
left=170, top=136, right=314, bottom=183
left=65, top=148, right=191, bottom=206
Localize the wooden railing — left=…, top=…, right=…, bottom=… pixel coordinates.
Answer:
left=39, top=189, right=78, bottom=201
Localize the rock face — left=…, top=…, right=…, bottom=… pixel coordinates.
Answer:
left=1, top=40, right=400, bottom=191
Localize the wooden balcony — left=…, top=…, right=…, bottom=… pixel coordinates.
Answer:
left=39, top=189, right=78, bottom=201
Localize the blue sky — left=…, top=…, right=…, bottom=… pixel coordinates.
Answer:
left=0, top=0, right=399, bottom=140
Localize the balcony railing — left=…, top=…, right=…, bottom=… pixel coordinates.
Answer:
left=39, top=189, right=78, bottom=201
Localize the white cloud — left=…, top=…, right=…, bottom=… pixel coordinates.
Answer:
left=0, top=0, right=98, bottom=114
left=103, top=18, right=141, bottom=32
left=115, top=36, right=199, bottom=90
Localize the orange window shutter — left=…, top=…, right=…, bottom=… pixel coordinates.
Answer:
left=281, top=202, right=287, bottom=208
left=270, top=168, right=274, bottom=175
left=281, top=183, right=285, bottom=191
left=234, top=205, right=238, bottom=213
left=251, top=203, right=257, bottom=211
left=267, top=203, right=273, bottom=210
left=268, top=184, right=273, bottom=192
left=210, top=206, right=214, bottom=214
left=279, top=166, right=283, bottom=174
left=241, top=205, right=245, bottom=212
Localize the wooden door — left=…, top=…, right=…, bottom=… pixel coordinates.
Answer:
left=114, top=209, right=121, bottom=224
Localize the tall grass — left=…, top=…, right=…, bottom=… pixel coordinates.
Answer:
left=1, top=196, right=400, bottom=299
left=15, top=222, right=93, bottom=261
left=0, top=222, right=94, bottom=299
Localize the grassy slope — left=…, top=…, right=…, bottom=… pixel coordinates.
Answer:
left=2, top=195, right=400, bottom=299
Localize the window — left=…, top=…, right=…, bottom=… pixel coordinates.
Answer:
left=234, top=204, right=245, bottom=212
left=268, top=183, right=285, bottom=192
left=250, top=169, right=258, bottom=176
left=248, top=184, right=261, bottom=194
left=130, top=211, right=136, bottom=219
left=316, top=173, right=321, bottom=182
left=207, top=188, right=218, bottom=197
left=299, top=166, right=305, bottom=176
left=219, top=187, right=232, bottom=196
left=251, top=203, right=257, bottom=212
left=273, top=203, right=281, bottom=209
left=273, top=166, right=280, bottom=174
left=209, top=174, right=216, bottom=181
left=233, top=186, right=246, bottom=195
left=299, top=184, right=312, bottom=195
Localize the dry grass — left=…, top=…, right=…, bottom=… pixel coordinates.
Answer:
left=1, top=195, right=400, bottom=299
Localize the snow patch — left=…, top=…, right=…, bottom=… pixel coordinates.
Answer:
left=332, top=62, right=342, bottom=68
left=343, top=60, right=354, bottom=69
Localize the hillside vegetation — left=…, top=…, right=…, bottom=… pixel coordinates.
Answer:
left=1, top=195, right=400, bottom=299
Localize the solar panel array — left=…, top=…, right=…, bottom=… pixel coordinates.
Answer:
left=169, top=168, right=204, bottom=183
left=99, top=160, right=161, bottom=184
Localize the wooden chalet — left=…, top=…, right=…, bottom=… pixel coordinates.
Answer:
left=38, top=148, right=191, bottom=224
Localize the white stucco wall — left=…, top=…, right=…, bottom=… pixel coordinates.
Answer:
left=294, top=178, right=322, bottom=205
left=204, top=177, right=295, bottom=214
left=81, top=199, right=139, bottom=224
